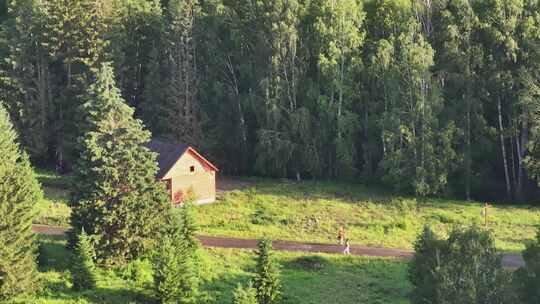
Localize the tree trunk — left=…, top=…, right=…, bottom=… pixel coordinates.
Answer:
left=516, top=110, right=528, bottom=200
left=498, top=97, right=511, bottom=198
left=465, top=92, right=471, bottom=200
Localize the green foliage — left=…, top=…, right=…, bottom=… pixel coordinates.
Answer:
left=153, top=237, right=200, bottom=304
left=408, top=226, right=446, bottom=302
left=71, top=230, right=96, bottom=291
left=515, top=228, right=540, bottom=303
left=70, top=63, right=172, bottom=266
left=162, top=0, right=202, bottom=145
left=154, top=204, right=201, bottom=304
left=409, top=226, right=514, bottom=304
left=2, top=0, right=109, bottom=166
left=233, top=283, right=258, bottom=304
left=177, top=203, right=200, bottom=253
left=23, top=238, right=413, bottom=304
left=3, top=0, right=540, bottom=206
left=253, top=239, right=282, bottom=304
left=0, top=103, right=42, bottom=300
left=120, top=258, right=154, bottom=288
left=109, top=0, right=164, bottom=110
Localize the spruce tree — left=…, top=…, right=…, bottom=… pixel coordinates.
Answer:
left=253, top=239, right=281, bottom=304
left=153, top=236, right=184, bottom=303
left=70, top=62, right=172, bottom=266
left=0, top=102, right=42, bottom=300
left=153, top=212, right=200, bottom=304
left=233, top=283, right=258, bottom=304
left=71, top=229, right=97, bottom=291
left=177, top=203, right=199, bottom=252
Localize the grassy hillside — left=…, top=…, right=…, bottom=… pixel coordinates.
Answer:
left=34, top=170, right=540, bottom=251
left=12, top=236, right=409, bottom=304
left=196, top=179, right=540, bottom=252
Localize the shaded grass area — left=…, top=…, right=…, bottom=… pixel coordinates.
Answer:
left=35, top=186, right=71, bottom=227
left=12, top=236, right=155, bottom=304
left=34, top=169, right=72, bottom=226
left=197, top=179, right=540, bottom=251
left=35, top=169, right=73, bottom=189
left=12, top=236, right=410, bottom=304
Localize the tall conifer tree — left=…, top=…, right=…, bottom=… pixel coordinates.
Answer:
left=70, top=63, right=172, bottom=266
left=0, top=102, right=42, bottom=300
left=71, top=229, right=97, bottom=291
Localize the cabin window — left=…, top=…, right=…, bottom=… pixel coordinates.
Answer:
left=190, top=165, right=195, bottom=173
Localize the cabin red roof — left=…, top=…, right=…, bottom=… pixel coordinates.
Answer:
left=146, top=139, right=218, bottom=179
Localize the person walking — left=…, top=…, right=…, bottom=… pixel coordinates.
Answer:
left=338, top=225, right=345, bottom=245
left=343, top=239, right=350, bottom=255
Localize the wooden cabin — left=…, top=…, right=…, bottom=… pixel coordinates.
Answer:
left=147, top=139, right=218, bottom=205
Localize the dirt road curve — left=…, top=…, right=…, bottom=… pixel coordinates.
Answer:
left=33, top=225, right=524, bottom=268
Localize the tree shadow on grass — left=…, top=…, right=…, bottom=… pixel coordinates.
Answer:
left=201, top=272, right=253, bottom=303
left=39, top=279, right=157, bottom=304
left=81, top=287, right=157, bottom=304
left=38, top=235, right=72, bottom=272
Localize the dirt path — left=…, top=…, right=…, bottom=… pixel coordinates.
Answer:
left=32, top=225, right=524, bottom=268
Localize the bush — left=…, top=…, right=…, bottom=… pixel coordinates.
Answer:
left=251, top=208, right=278, bottom=225
left=409, top=226, right=514, bottom=304
left=233, top=283, right=258, bottom=304
left=515, top=229, right=540, bottom=303
left=253, top=239, right=281, bottom=304
left=120, top=258, right=153, bottom=288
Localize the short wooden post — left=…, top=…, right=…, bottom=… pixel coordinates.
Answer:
left=484, top=202, right=491, bottom=229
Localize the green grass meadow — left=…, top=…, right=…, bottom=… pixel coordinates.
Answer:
left=35, top=171, right=540, bottom=252
left=29, top=171, right=540, bottom=303
left=196, top=179, right=540, bottom=252
left=13, top=235, right=410, bottom=304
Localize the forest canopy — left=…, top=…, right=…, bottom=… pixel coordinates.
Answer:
left=1, top=0, right=539, bottom=202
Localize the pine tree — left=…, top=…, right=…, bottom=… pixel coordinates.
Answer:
left=70, top=62, right=172, bottom=266
left=177, top=203, right=199, bottom=253
left=253, top=239, right=281, bottom=304
left=0, top=102, right=42, bottom=300
left=42, top=0, right=109, bottom=168
left=71, top=229, right=97, bottom=291
left=153, top=214, right=200, bottom=304
left=153, top=237, right=183, bottom=304
left=233, top=283, right=258, bottom=304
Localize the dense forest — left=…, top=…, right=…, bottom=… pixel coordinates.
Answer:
left=0, top=0, right=539, bottom=201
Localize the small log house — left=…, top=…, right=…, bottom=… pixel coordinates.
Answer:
left=147, top=139, right=218, bottom=204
